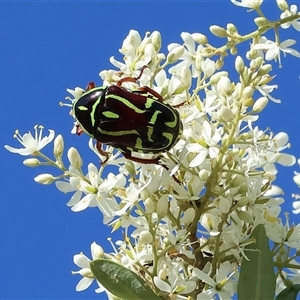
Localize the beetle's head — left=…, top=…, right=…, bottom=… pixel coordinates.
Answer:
left=73, top=87, right=106, bottom=138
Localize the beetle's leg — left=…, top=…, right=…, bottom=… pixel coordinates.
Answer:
left=117, top=65, right=149, bottom=87
left=96, top=141, right=110, bottom=164
left=136, top=86, right=164, bottom=102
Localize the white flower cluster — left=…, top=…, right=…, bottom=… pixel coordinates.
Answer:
left=5, top=0, right=300, bottom=299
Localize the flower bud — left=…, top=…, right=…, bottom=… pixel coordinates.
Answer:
left=253, top=97, right=268, bottom=112
left=254, top=17, right=269, bottom=27
left=125, top=160, right=136, bottom=178
left=67, top=147, right=82, bottom=169
left=151, top=31, right=162, bottom=52
left=157, top=195, right=169, bottom=219
left=182, top=208, right=195, bottom=224
left=231, top=174, right=245, bottom=187
left=199, top=169, right=209, bottom=181
left=276, top=0, right=288, bottom=11
left=34, top=173, right=55, bottom=185
left=167, top=46, right=184, bottom=63
left=210, top=71, right=228, bottom=84
left=53, top=134, right=64, bottom=159
left=217, top=76, right=232, bottom=97
left=192, top=33, right=208, bottom=44
left=139, top=231, right=153, bottom=244
left=235, top=56, right=245, bottom=74
left=144, top=197, right=155, bottom=213
left=218, top=106, right=234, bottom=122
left=242, top=97, right=254, bottom=107
left=226, top=23, right=237, bottom=34
left=230, top=47, right=238, bottom=55
left=250, top=57, right=263, bottom=69
left=181, top=65, right=191, bottom=89
left=209, top=25, right=227, bottom=37
left=257, top=64, right=272, bottom=76
left=242, top=86, right=254, bottom=98
left=23, top=158, right=40, bottom=167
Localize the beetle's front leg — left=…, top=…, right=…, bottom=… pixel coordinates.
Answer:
left=96, top=141, right=110, bottom=164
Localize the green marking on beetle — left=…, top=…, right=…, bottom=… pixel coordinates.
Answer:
left=102, top=111, right=119, bottom=119
left=78, top=106, right=88, bottom=111
left=135, top=137, right=143, bottom=149
left=147, top=127, right=154, bottom=142
left=106, top=94, right=145, bottom=114
left=90, top=99, right=101, bottom=127
left=165, top=112, right=177, bottom=128
left=98, top=128, right=139, bottom=136
left=145, top=98, right=154, bottom=109
left=163, top=132, right=173, bottom=144
left=150, top=111, right=161, bottom=125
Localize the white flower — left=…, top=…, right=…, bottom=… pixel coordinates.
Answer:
left=253, top=38, right=300, bottom=67
left=154, top=263, right=196, bottom=296
left=186, top=120, right=222, bottom=168
left=4, top=125, right=55, bottom=156
left=168, top=32, right=202, bottom=78
left=193, top=261, right=237, bottom=300
left=231, top=0, right=263, bottom=9
left=280, top=5, right=300, bottom=31
left=71, top=242, right=106, bottom=293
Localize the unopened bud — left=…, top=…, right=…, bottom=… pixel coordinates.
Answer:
left=157, top=195, right=169, bottom=219
left=192, top=33, right=208, bottom=44
left=242, top=97, right=254, bottom=107
left=199, top=169, right=209, bottom=181
left=144, top=197, right=155, bottom=213
left=250, top=57, right=263, bottom=69
left=182, top=208, right=195, bottom=224
left=254, top=17, right=269, bottom=27
left=242, top=86, right=254, bottom=98
left=167, top=46, right=184, bottom=63
left=67, top=147, right=82, bottom=169
left=235, top=56, right=245, bottom=74
left=253, top=97, right=268, bottom=112
left=139, top=231, right=153, bottom=244
left=181, top=65, right=191, bottom=89
left=226, top=23, right=237, bottom=34
left=276, top=0, right=288, bottom=11
left=151, top=31, right=162, bottom=52
left=23, top=158, right=40, bottom=167
left=53, top=134, right=64, bottom=159
left=257, top=64, right=272, bottom=76
left=218, top=106, right=234, bottom=122
left=34, top=173, right=55, bottom=185
left=210, top=71, right=228, bottom=84
left=125, top=160, right=136, bottom=178
left=209, top=25, right=227, bottom=37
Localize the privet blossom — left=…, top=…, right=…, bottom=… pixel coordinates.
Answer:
left=5, top=0, right=300, bottom=299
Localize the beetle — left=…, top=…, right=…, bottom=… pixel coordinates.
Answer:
left=73, top=69, right=183, bottom=164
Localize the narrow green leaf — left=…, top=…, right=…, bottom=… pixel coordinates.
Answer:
left=237, top=224, right=276, bottom=300
left=275, top=284, right=300, bottom=300
left=90, top=259, right=161, bottom=300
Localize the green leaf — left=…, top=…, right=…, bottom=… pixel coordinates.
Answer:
left=275, top=284, right=300, bottom=300
left=237, top=224, right=276, bottom=300
left=90, top=259, right=161, bottom=300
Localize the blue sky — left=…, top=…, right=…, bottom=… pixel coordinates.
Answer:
left=1, top=1, right=300, bottom=299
